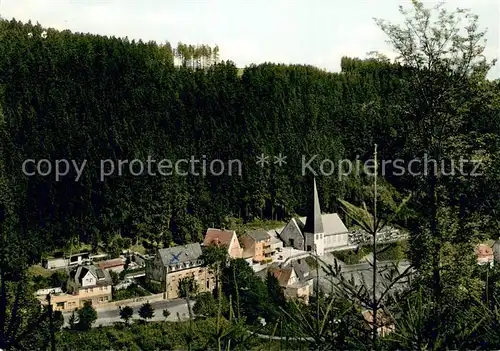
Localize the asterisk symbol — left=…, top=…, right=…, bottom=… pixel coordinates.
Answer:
left=274, top=153, right=287, bottom=167
left=256, top=154, right=269, bottom=168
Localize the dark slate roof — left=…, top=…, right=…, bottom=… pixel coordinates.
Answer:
left=303, top=177, right=324, bottom=234
left=314, top=261, right=414, bottom=301
left=69, top=264, right=112, bottom=288
left=291, top=260, right=311, bottom=282
left=295, top=217, right=306, bottom=232
left=246, top=230, right=270, bottom=242
left=158, top=243, right=202, bottom=267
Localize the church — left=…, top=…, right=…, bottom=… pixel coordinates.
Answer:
left=278, top=178, right=350, bottom=256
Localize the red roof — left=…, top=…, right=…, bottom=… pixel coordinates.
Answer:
left=98, top=259, right=125, bottom=270
left=269, top=266, right=293, bottom=287
left=203, top=228, right=235, bottom=247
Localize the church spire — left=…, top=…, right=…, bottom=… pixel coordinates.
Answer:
left=304, top=177, right=323, bottom=234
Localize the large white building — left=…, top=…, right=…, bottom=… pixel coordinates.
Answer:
left=279, top=178, right=349, bottom=256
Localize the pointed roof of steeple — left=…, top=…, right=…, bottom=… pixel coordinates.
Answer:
left=304, top=177, right=324, bottom=234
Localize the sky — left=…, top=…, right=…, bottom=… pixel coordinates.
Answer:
left=1, top=0, right=499, bottom=78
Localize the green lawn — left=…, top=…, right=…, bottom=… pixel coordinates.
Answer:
left=228, top=219, right=285, bottom=236
left=129, top=244, right=147, bottom=254
left=28, top=264, right=54, bottom=278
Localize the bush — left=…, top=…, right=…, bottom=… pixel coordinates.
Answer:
left=113, top=283, right=149, bottom=301
left=138, top=302, right=155, bottom=321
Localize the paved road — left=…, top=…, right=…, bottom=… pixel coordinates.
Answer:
left=63, top=298, right=194, bottom=327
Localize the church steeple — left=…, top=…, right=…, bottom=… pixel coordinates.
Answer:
left=304, top=177, right=323, bottom=234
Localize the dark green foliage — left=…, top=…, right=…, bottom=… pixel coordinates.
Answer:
left=119, top=306, right=134, bottom=324
left=1, top=1, right=500, bottom=349
left=112, top=283, right=149, bottom=301
left=222, top=259, right=274, bottom=323
left=56, top=317, right=297, bottom=350
left=178, top=276, right=199, bottom=298
left=266, top=272, right=287, bottom=309
left=0, top=18, right=435, bottom=264
left=138, top=302, right=154, bottom=321
left=193, top=291, right=226, bottom=318
left=76, top=301, right=97, bottom=331
left=109, top=270, right=119, bottom=285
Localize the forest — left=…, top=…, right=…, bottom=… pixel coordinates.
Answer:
left=1, top=0, right=500, bottom=349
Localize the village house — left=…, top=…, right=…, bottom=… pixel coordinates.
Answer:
left=279, top=178, right=349, bottom=256
left=98, top=258, right=126, bottom=273
left=476, top=243, right=494, bottom=267
left=145, top=243, right=215, bottom=299
left=290, top=259, right=314, bottom=289
left=241, top=230, right=274, bottom=264
left=267, top=265, right=310, bottom=304
left=203, top=228, right=243, bottom=259
left=45, top=264, right=113, bottom=312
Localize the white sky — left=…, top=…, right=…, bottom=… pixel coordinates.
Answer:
left=1, top=0, right=499, bottom=78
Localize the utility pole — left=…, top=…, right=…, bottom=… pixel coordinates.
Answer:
left=47, top=294, right=56, bottom=351
left=0, top=205, right=6, bottom=350
left=372, top=144, right=378, bottom=351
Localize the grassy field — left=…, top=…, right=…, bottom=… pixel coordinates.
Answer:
left=227, top=218, right=285, bottom=235
left=28, top=264, right=54, bottom=278
left=129, top=244, right=147, bottom=254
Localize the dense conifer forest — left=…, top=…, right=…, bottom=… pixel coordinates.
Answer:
left=2, top=1, right=500, bottom=349
left=2, top=17, right=497, bottom=263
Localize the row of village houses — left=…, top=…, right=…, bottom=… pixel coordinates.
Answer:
left=40, top=179, right=353, bottom=311
left=40, top=225, right=322, bottom=313
left=41, top=224, right=500, bottom=309
left=39, top=179, right=498, bottom=336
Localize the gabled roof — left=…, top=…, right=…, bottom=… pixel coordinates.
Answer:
left=203, top=228, right=236, bottom=247
left=98, top=258, right=125, bottom=270
left=294, top=217, right=306, bottom=232
left=157, top=243, right=202, bottom=267
left=298, top=213, right=348, bottom=236
left=269, top=266, right=294, bottom=287
left=245, top=230, right=270, bottom=242
left=291, top=260, right=311, bottom=282
left=304, top=177, right=324, bottom=234
left=322, top=213, right=348, bottom=235
left=69, top=264, right=112, bottom=288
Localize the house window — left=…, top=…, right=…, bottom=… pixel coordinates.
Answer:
left=289, top=239, right=294, bottom=246
left=206, top=280, right=210, bottom=289
left=104, top=296, right=108, bottom=301
left=307, top=245, right=312, bottom=251
left=99, top=297, right=103, bottom=302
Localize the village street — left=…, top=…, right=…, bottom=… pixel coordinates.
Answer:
left=61, top=256, right=411, bottom=328
left=63, top=298, right=194, bottom=327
